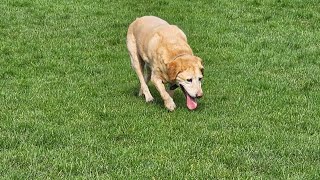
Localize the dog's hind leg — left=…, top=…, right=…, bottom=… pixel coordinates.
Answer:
left=144, top=64, right=152, bottom=84
left=127, top=31, right=154, bottom=102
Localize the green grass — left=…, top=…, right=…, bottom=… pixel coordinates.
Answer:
left=1, top=0, right=320, bottom=178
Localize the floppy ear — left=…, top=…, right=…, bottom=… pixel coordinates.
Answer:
left=167, top=61, right=181, bottom=82
left=200, top=67, right=204, bottom=75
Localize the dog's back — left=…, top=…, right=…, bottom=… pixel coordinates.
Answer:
left=127, top=16, right=191, bottom=65
left=130, top=16, right=169, bottom=39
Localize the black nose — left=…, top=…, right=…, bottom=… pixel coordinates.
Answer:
left=196, top=94, right=203, bottom=98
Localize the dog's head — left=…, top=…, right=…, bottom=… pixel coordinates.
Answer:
left=167, top=55, right=204, bottom=110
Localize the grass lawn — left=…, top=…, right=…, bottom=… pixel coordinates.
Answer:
left=1, top=0, right=320, bottom=178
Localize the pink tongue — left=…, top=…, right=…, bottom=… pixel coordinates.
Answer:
left=186, top=94, right=197, bottom=110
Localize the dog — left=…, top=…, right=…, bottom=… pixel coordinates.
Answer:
left=126, top=16, right=204, bottom=111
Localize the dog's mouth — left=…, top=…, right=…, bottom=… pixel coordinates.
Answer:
left=180, top=85, right=197, bottom=110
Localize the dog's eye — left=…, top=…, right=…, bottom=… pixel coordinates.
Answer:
left=187, top=78, right=192, bottom=83
left=199, top=77, right=203, bottom=81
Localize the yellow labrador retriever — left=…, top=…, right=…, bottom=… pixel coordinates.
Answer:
left=126, top=16, right=204, bottom=111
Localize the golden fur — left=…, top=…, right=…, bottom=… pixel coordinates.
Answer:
left=126, top=16, right=204, bottom=111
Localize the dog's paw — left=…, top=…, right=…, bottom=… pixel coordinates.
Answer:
left=145, top=95, right=154, bottom=102
left=138, top=89, right=143, bottom=96
left=165, top=99, right=176, bottom=111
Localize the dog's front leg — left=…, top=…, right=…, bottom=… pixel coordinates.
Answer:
left=151, top=76, right=176, bottom=111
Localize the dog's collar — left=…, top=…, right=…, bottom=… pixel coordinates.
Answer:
left=173, top=53, right=190, bottom=61
left=169, top=84, right=179, bottom=90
